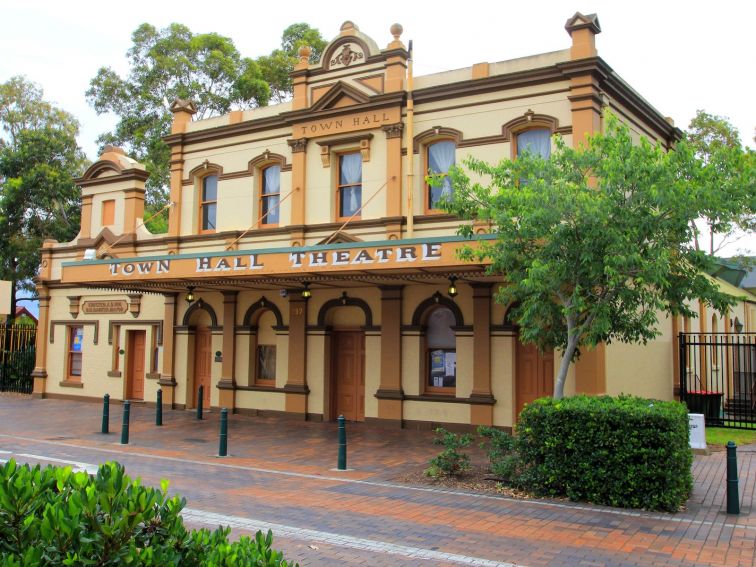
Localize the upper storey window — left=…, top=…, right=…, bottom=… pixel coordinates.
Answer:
left=200, top=175, right=218, bottom=233
left=427, top=140, right=455, bottom=211
left=516, top=128, right=551, bottom=159
left=261, top=165, right=281, bottom=225
left=338, top=152, right=362, bottom=219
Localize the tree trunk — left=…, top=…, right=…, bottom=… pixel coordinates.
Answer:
left=554, top=333, right=579, bottom=400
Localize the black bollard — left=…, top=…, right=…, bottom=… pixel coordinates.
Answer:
left=156, top=389, right=163, bottom=426
left=101, top=394, right=110, bottom=434
left=121, top=401, right=131, bottom=445
left=196, top=385, right=204, bottom=420
left=337, top=415, right=347, bottom=470
left=219, top=408, right=228, bottom=457
left=726, top=441, right=740, bottom=514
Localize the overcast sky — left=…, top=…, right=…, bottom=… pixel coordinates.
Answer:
left=2, top=0, right=754, bottom=259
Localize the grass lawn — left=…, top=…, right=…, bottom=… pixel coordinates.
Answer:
left=706, top=427, right=756, bottom=447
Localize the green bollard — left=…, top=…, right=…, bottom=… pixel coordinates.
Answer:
left=121, top=401, right=130, bottom=445
left=726, top=441, right=740, bottom=514
left=337, top=415, right=347, bottom=470
left=197, top=385, right=204, bottom=420
left=101, top=394, right=110, bottom=434
left=219, top=408, right=228, bottom=457
left=156, top=389, right=163, bottom=426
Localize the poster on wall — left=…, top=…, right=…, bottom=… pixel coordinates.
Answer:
left=431, top=350, right=445, bottom=374
left=445, top=352, right=456, bottom=377
left=72, top=327, right=84, bottom=352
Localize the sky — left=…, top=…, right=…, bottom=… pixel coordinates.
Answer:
left=1, top=0, right=755, bottom=314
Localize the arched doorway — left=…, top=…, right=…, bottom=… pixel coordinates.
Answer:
left=318, top=294, right=372, bottom=422
left=183, top=300, right=217, bottom=409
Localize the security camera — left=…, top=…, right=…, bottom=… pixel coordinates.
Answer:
left=279, top=289, right=288, bottom=298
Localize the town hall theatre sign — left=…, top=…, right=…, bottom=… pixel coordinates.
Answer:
left=61, top=237, right=491, bottom=284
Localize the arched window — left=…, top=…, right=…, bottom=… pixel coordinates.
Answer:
left=516, top=128, right=551, bottom=159
left=426, top=306, right=456, bottom=392
left=426, top=140, right=456, bottom=211
left=260, top=165, right=281, bottom=225
left=199, top=174, right=218, bottom=233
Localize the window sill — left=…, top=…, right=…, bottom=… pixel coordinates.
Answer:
left=59, top=380, right=84, bottom=389
left=405, top=393, right=466, bottom=404
left=107, top=371, right=122, bottom=378
left=146, top=372, right=161, bottom=380
left=236, top=384, right=285, bottom=393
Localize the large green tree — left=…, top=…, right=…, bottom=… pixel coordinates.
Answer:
left=87, top=22, right=326, bottom=231
left=0, top=76, right=87, bottom=318
left=257, top=23, right=328, bottom=103
left=685, top=110, right=755, bottom=254
left=441, top=116, right=754, bottom=399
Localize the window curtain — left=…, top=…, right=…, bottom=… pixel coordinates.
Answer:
left=428, top=141, right=455, bottom=207
left=263, top=166, right=280, bottom=224
left=340, top=153, right=362, bottom=216
left=517, top=129, right=551, bottom=158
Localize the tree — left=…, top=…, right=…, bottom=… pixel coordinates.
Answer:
left=441, top=116, right=751, bottom=399
left=0, top=76, right=87, bottom=319
left=86, top=23, right=272, bottom=224
left=258, top=23, right=328, bottom=103
left=685, top=110, right=755, bottom=254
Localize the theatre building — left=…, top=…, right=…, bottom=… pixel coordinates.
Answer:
left=29, top=14, right=755, bottom=429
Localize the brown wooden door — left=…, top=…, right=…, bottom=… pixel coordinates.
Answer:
left=515, top=339, right=554, bottom=417
left=332, top=331, right=365, bottom=422
left=194, top=328, right=212, bottom=408
left=126, top=330, right=146, bottom=400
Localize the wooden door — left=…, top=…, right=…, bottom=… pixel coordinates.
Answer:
left=193, top=328, right=212, bottom=408
left=126, top=330, right=146, bottom=400
left=515, top=339, right=554, bottom=417
left=332, top=331, right=365, bottom=421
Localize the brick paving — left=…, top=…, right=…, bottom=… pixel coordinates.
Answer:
left=0, top=395, right=754, bottom=566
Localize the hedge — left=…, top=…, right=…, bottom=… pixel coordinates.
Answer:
left=0, top=460, right=296, bottom=566
left=516, top=395, right=692, bottom=511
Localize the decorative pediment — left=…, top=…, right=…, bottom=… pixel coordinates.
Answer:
left=78, top=226, right=120, bottom=256
left=317, top=232, right=364, bottom=245
left=310, top=81, right=372, bottom=112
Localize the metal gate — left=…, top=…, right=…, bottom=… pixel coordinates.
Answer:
left=0, top=324, right=37, bottom=394
left=679, top=332, right=756, bottom=429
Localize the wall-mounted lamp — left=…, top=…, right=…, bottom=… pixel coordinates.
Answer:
left=447, top=276, right=458, bottom=298
left=301, top=282, right=312, bottom=299
left=734, top=317, right=744, bottom=334
left=185, top=286, right=195, bottom=303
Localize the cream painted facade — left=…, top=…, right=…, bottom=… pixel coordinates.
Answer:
left=31, top=14, right=755, bottom=429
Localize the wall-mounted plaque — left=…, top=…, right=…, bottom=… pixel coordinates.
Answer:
left=82, top=300, right=128, bottom=314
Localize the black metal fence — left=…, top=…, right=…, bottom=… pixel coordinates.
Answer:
left=679, top=332, right=756, bottom=429
left=0, top=324, right=37, bottom=394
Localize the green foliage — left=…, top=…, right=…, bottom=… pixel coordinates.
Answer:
left=685, top=109, right=755, bottom=254
left=515, top=395, right=693, bottom=511
left=425, top=428, right=473, bottom=478
left=86, top=23, right=272, bottom=210
left=0, top=76, right=87, bottom=305
left=259, top=23, right=328, bottom=103
left=477, top=426, right=519, bottom=482
left=87, top=22, right=326, bottom=217
left=442, top=115, right=751, bottom=397
left=0, top=460, right=295, bottom=566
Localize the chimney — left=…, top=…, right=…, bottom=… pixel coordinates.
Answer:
left=565, top=12, right=601, bottom=59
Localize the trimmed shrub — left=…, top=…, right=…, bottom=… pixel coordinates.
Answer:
left=477, top=426, right=519, bottom=482
left=516, top=395, right=692, bottom=511
left=0, top=459, right=296, bottom=566
left=425, top=428, right=473, bottom=478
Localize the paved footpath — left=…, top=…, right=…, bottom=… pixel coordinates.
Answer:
left=0, top=396, right=754, bottom=566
